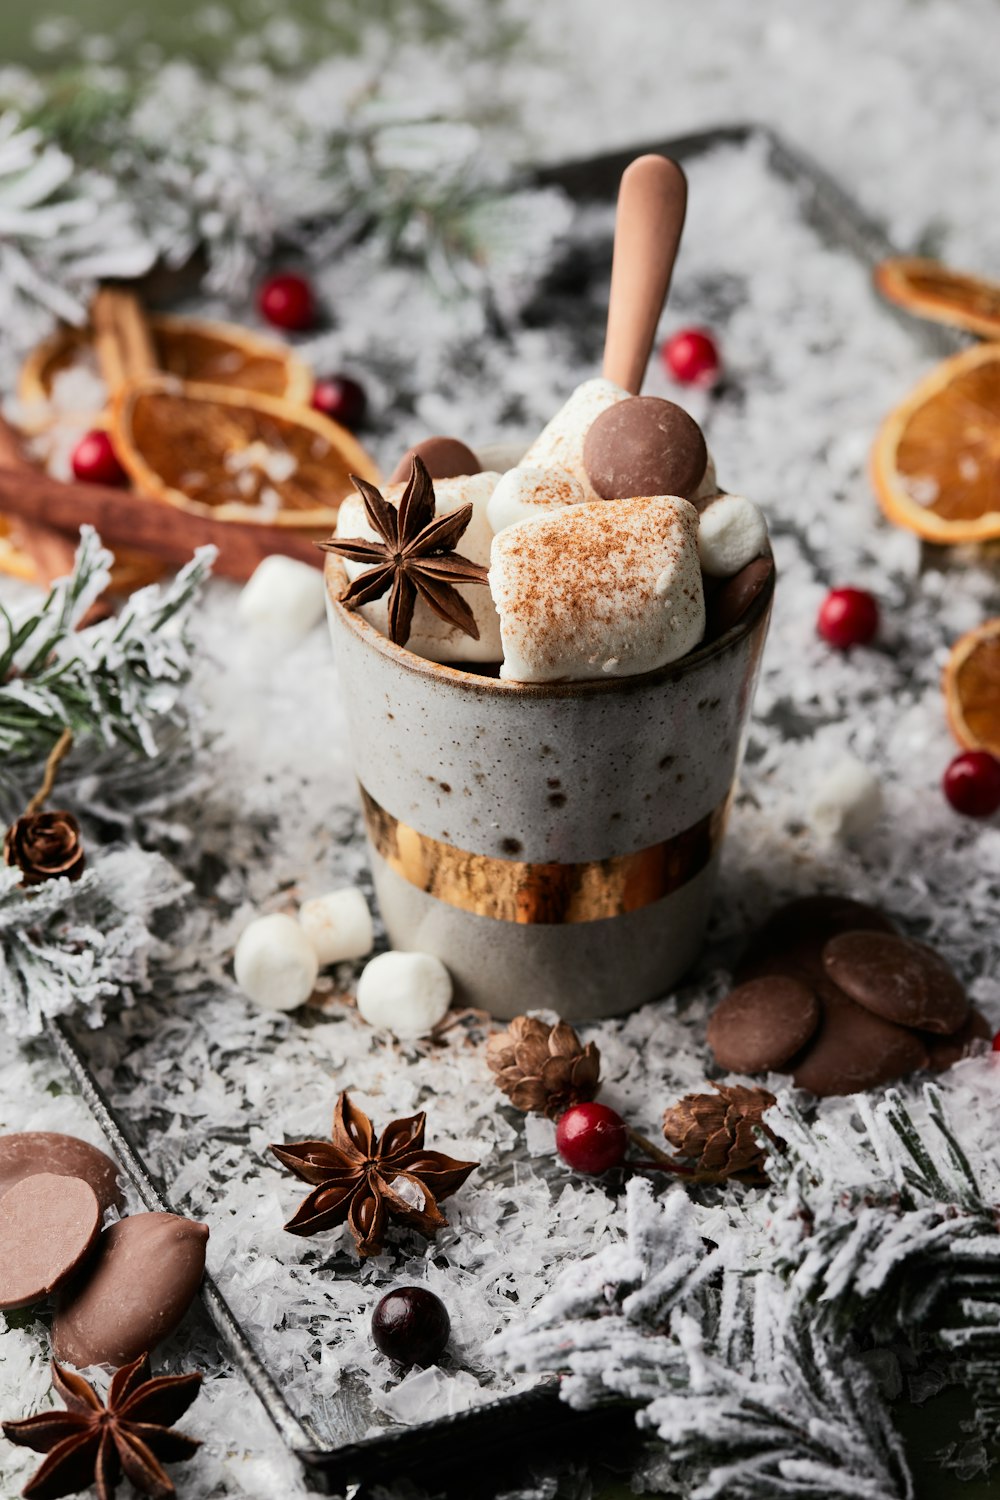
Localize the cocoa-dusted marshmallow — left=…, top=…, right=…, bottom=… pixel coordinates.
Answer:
left=486, top=465, right=585, bottom=535
left=520, top=379, right=629, bottom=502
left=489, top=495, right=704, bottom=683
left=336, top=472, right=502, bottom=663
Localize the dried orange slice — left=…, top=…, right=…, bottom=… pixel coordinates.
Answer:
left=943, top=618, right=1000, bottom=757
left=871, top=343, right=1000, bottom=543
left=110, top=379, right=379, bottom=528
left=18, top=314, right=313, bottom=415
left=875, top=257, right=1000, bottom=340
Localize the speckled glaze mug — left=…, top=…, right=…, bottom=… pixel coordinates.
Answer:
left=325, top=556, right=772, bottom=1021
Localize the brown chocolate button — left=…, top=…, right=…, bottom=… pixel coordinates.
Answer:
left=791, top=988, right=929, bottom=1097
left=924, top=1007, right=991, bottom=1071
left=736, top=895, right=897, bottom=987
left=388, top=437, right=481, bottom=485
left=0, top=1173, right=101, bottom=1310
left=822, top=931, right=968, bottom=1035
left=53, top=1211, right=208, bottom=1368
left=707, top=976, right=820, bottom=1073
left=0, top=1131, right=124, bottom=1214
left=582, top=396, right=707, bottom=501
left=706, top=556, right=774, bottom=639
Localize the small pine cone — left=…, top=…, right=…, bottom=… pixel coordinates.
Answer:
left=486, top=1016, right=601, bottom=1120
left=662, top=1082, right=777, bottom=1182
left=4, top=811, right=85, bottom=886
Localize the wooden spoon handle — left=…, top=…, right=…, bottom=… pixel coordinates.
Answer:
left=602, top=155, right=688, bottom=395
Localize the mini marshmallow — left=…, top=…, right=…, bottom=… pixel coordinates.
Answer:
left=520, top=378, right=629, bottom=501
left=691, top=451, right=719, bottom=509
left=234, top=913, right=318, bottom=1011
left=355, top=951, right=452, bottom=1039
left=490, top=495, right=705, bottom=683
left=697, top=493, right=768, bottom=577
left=237, top=555, right=327, bottom=639
left=486, top=465, right=585, bottom=535
left=810, top=756, right=883, bottom=841
left=299, top=888, right=374, bottom=966
left=336, top=472, right=502, bottom=663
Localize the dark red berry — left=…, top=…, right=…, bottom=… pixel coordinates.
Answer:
left=555, top=1102, right=628, bottom=1175
left=942, top=750, right=1000, bottom=818
left=661, top=327, right=722, bottom=387
left=992, top=1029, right=1000, bottom=1053
left=371, top=1286, right=450, bottom=1368
left=312, top=375, right=367, bottom=429
left=70, top=429, right=128, bottom=486
left=257, top=272, right=316, bottom=331
left=817, top=587, right=879, bottom=649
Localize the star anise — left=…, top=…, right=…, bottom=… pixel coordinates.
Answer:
left=270, top=1091, right=478, bottom=1258
left=318, top=455, right=489, bottom=646
left=2, top=1354, right=201, bottom=1500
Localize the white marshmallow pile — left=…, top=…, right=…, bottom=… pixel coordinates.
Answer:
left=335, top=471, right=503, bottom=663
left=233, top=887, right=374, bottom=1011
left=489, top=495, right=705, bottom=682
left=237, top=555, right=327, bottom=641
left=697, top=493, right=768, bottom=577
left=355, top=950, right=453, bottom=1039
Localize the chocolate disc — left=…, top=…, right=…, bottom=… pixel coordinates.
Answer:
left=388, top=436, right=481, bottom=485
left=0, top=1173, right=101, bottom=1310
left=791, top=988, right=929, bottom=1097
left=582, top=396, right=707, bottom=501
left=707, top=975, right=820, bottom=1073
left=736, top=896, right=897, bottom=987
left=924, top=1007, right=991, bottom=1071
left=0, top=1131, right=124, bottom=1214
left=705, top=556, right=774, bottom=639
left=53, top=1211, right=208, bottom=1368
left=822, top=931, right=968, bottom=1035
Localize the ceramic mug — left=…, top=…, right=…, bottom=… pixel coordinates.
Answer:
left=324, top=543, right=773, bottom=1022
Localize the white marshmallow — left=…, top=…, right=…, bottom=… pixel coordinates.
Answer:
left=237, top=554, right=327, bottom=640
left=299, top=888, right=374, bottom=966
left=691, top=451, right=719, bottom=509
left=809, top=756, right=883, bottom=841
left=336, top=472, right=502, bottom=663
left=490, top=495, right=705, bottom=683
left=486, top=465, right=585, bottom=535
left=234, top=913, right=318, bottom=1011
left=697, top=494, right=768, bottom=578
left=356, top=951, right=452, bottom=1039
left=521, top=379, right=629, bottom=501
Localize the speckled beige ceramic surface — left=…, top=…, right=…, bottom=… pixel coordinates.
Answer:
left=325, top=555, right=772, bottom=1019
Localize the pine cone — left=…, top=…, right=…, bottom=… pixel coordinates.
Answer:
left=486, top=1016, right=600, bottom=1120
left=662, top=1082, right=777, bottom=1182
left=3, top=811, right=85, bottom=886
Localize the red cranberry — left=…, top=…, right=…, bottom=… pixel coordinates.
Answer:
left=942, top=750, right=1000, bottom=818
left=555, top=1102, right=628, bottom=1175
left=661, top=327, right=722, bottom=387
left=817, top=587, right=880, bottom=649
left=371, top=1286, right=450, bottom=1368
left=70, top=429, right=128, bottom=486
left=992, top=1029, right=1000, bottom=1053
left=257, top=272, right=316, bottom=331
left=312, top=375, right=367, bottom=429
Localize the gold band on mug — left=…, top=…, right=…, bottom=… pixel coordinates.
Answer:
left=359, top=785, right=730, bottom=925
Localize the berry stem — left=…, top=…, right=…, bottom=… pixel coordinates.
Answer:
left=625, top=1126, right=678, bottom=1167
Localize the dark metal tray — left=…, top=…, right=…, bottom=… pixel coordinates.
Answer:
left=41, top=122, right=960, bottom=1496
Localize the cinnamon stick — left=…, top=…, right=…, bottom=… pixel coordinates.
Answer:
left=91, top=287, right=158, bottom=392
left=0, top=464, right=326, bottom=580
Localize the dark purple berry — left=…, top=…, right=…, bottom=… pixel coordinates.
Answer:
left=371, top=1286, right=450, bottom=1368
